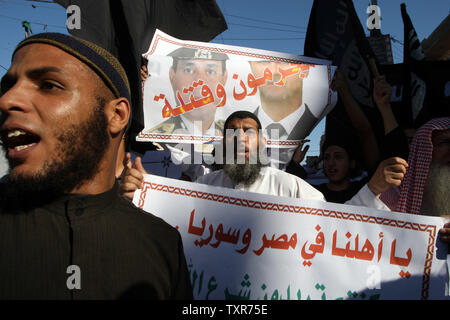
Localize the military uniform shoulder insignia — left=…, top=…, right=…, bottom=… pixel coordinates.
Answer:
left=215, top=119, right=225, bottom=130
left=148, top=122, right=176, bottom=134
left=215, top=119, right=225, bottom=136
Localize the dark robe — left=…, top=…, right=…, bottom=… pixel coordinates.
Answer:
left=0, top=182, right=193, bottom=300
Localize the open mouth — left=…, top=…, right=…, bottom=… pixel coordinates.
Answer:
left=1, top=128, right=41, bottom=153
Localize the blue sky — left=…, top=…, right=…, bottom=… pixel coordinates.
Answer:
left=0, top=0, right=448, bottom=158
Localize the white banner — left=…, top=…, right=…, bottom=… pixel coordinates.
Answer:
left=133, top=174, right=449, bottom=300
left=138, top=29, right=337, bottom=148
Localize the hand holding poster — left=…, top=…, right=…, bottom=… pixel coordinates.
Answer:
left=133, top=174, right=449, bottom=300
left=138, top=30, right=337, bottom=148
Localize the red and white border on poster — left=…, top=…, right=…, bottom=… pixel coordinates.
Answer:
left=138, top=30, right=337, bottom=146
left=134, top=174, right=449, bottom=300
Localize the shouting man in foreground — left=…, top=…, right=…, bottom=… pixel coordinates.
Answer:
left=0, top=33, right=192, bottom=299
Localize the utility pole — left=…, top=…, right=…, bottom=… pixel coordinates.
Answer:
left=369, top=0, right=382, bottom=37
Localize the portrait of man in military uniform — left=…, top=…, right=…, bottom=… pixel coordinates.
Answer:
left=149, top=47, right=229, bottom=137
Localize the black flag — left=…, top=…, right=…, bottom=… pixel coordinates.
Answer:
left=378, top=4, right=449, bottom=130
left=55, top=0, right=227, bottom=152
left=400, top=2, right=424, bottom=128
left=399, top=3, right=449, bottom=128
left=304, top=0, right=378, bottom=109
left=401, top=3, right=425, bottom=64
left=381, top=60, right=450, bottom=130
left=304, top=0, right=385, bottom=155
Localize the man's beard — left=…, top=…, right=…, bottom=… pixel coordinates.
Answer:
left=223, top=163, right=263, bottom=187
left=420, top=162, right=450, bottom=216
left=3, top=98, right=110, bottom=205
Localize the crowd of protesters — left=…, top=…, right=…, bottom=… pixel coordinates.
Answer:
left=0, top=31, right=448, bottom=300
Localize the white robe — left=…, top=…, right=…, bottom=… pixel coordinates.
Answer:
left=196, top=166, right=390, bottom=210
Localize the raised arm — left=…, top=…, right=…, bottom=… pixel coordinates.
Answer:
left=373, top=75, right=398, bottom=135
left=331, top=69, right=380, bottom=172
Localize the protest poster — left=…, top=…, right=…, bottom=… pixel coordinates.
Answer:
left=137, top=29, right=337, bottom=148
left=133, top=174, right=449, bottom=300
